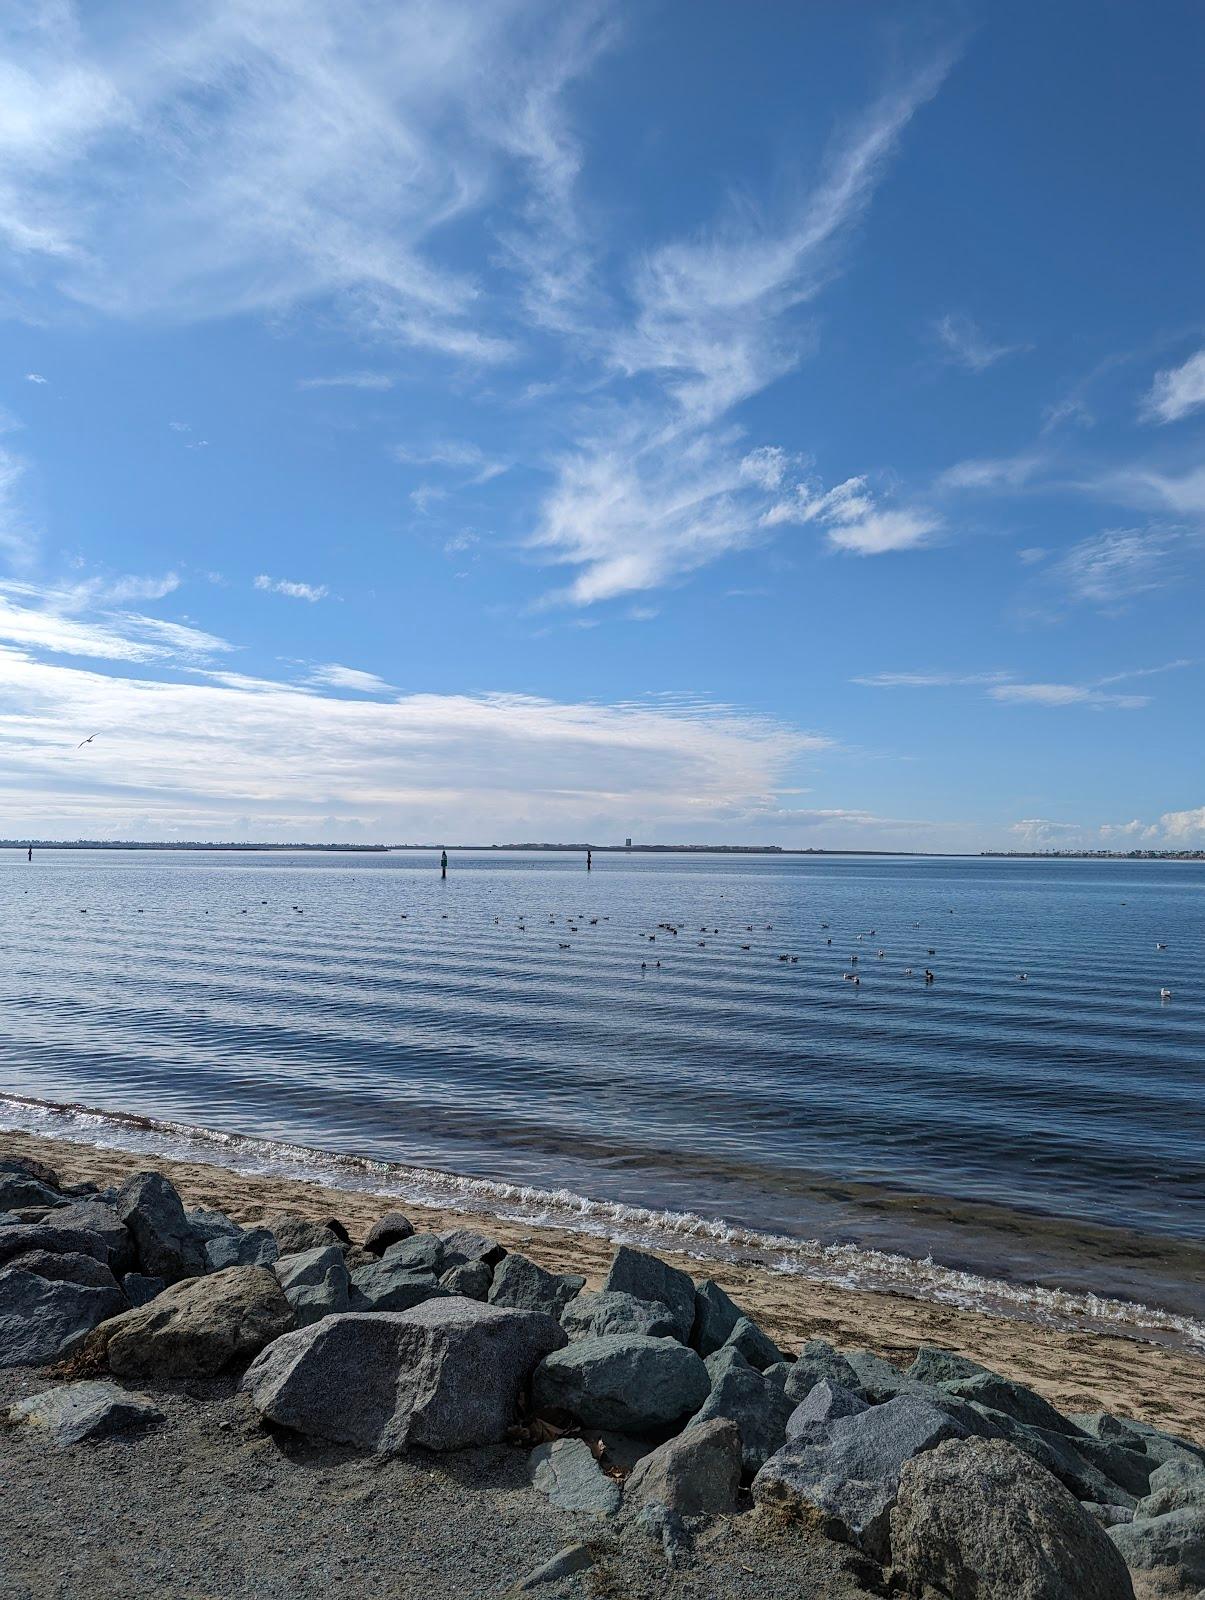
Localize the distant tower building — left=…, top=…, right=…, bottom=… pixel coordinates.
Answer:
left=625, top=837, right=632, bottom=848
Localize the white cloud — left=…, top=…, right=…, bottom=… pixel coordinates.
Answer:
left=253, top=575, right=328, bottom=602
left=989, top=682, right=1147, bottom=710
left=935, top=454, right=1043, bottom=492
left=392, top=440, right=508, bottom=483
left=297, top=373, right=394, bottom=391
left=1017, top=547, right=1047, bottom=565
left=0, top=447, right=34, bottom=562
left=1141, top=349, right=1205, bottom=424
left=1008, top=818, right=1084, bottom=848
left=853, top=670, right=1013, bottom=688
left=0, top=580, right=227, bottom=662
left=933, top=312, right=1028, bottom=373
left=308, top=664, right=392, bottom=694
left=1158, top=806, right=1205, bottom=842
left=24, top=373, right=47, bottom=384
left=1054, top=528, right=1173, bottom=605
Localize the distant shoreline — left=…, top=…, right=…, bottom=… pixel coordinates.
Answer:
left=2, top=840, right=1202, bottom=861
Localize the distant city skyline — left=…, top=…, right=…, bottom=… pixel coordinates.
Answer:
left=0, top=2, right=1201, bottom=850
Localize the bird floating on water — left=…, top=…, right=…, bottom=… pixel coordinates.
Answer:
left=1160, top=988, right=1173, bottom=1001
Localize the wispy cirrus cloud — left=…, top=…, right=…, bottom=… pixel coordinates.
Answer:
left=932, top=312, right=1029, bottom=373
left=988, top=682, right=1148, bottom=710
left=308, top=664, right=392, bottom=694
left=253, top=575, right=328, bottom=602
left=392, top=440, right=508, bottom=483
left=297, top=373, right=395, bottom=391
left=1053, top=527, right=1177, bottom=606
left=0, top=579, right=228, bottom=663
left=856, top=658, right=1192, bottom=710
left=1141, top=348, right=1205, bottom=425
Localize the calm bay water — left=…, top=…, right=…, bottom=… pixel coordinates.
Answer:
left=1, top=849, right=1202, bottom=1334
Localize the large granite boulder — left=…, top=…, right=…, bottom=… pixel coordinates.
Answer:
left=380, top=1233, right=445, bottom=1274
left=600, top=1247, right=695, bottom=1343
left=970, top=1404, right=1138, bottom=1507
left=530, top=1437, right=622, bottom=1516
left=487, top=1253, right=582, bottom=1319
left=7, top=1380, right=163, bottom=1447
left=533, top=1333, right=710, bottom=1435
left=1139, top=1458, right=1205, bottom=1518
left=363, top=1212, right=415, bottom=1254
left=690, top=1279, right=745, bottom=1357
left=46, top=1201, right=135, bottom=1276
left=243, top=1299, right=565, bottom=1453
left=348, top=1257, right=449, bottom=1313
left=906, top=1346, right=989, bottom=1387
left=0, top=1155, right=61, bottom=1190
left=718, top=1314, right=782, bottom=1372
left=122, top=1273, right=165, bottom=1308
left=1109, top=1507, right=1205, bottom=1593
left=273, top=1245, right=349, bottom=1326
left=0, top=1224, right=110, bottom=1270
left=786, top=1378, right=869, bottom=1439
left=115, top=1172, right=206, bottom=1284
left=0, top=1172, right=65, bottom=1212
left=752, top=1394, right=968, bottom=1559
left=204, top=1228, right=279, bottom=1272
left=84, top=1265, right=293, bottom=1377
left=624, top=1417, right=742, bottom=1516
left=892, top=1437, right=1135, bottom=1599
left=439, top=1228, right=506, bottom=1269
left=264, top=1216, right=346, bottom=1256
left=941, top=1370, right=1083, bottom=1438
left=783, top=1338, right=862, bottom=1403
left=561, top=1291, right=680, bottom=1343
left=1070, top=1413, right=1205, bottom=1471
left=439, top=1261, right=492, bottom=1300
left=687, top=1346, right=795, bottom=1475
left=0, top=1251, right=127, bottom=1367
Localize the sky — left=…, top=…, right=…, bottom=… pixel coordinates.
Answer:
left=0, top=0, right=1202, bottom=850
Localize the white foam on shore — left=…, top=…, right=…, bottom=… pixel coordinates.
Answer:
left=3, top=1091, right=1203, bottom=1353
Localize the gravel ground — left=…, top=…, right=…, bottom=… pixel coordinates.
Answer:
left=0, top=1367, right=880, bottom=1600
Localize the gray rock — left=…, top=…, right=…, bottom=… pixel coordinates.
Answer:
left=752, top=1394, right=968, bottom=1559
left=1083, top=1502, right=1136, bottom=1528
left=843, top=1348, right=930, bottom=1403
left=971, top=1404, right=1138, bottom=1508
left=84, top=1265, right=293, bottom=1377
left=0, top=1224, right=110, bottom=1270
left=47, top=1201, right=134, bottom=1276
left=941, top=1370, right=1081, bottom=1438
left=121, top=1273, right=165, bottom=1308
left=265, top=1216, right=344, bottom=1257
left=115, top=1171, right=206, bottom=1285
left=762, top=1361, right=792, bottom=1389
left=1109, top=1507, right=1205, bottom=1589
left=690, top=1279, right=745, bottom=1357
left=1140, top=1458, right=1205, bottom=1518
left=512, top=1543, right=594, bottom=1592
left=204, top=1227, right=279, bottom=1272
left=624, top=1417, right=742, bottom=1515
left=530, top=1437, right=622, bottom=1515
left=719, top=1314, right=782, bottom=1372
left=906, top=1346, right=990, bottom=1386
left=892, top=1437, right=1136, bottom=1600
left=688, top=1346, right=794, bottom=1475
left=7, top=1380, right=163, bottom=1447
left=273, top=1245, right=349, bottom=1326
left=363, top=1212, right=415, bottom=1254
left=600, top=1246, right=695, bottom=1343
left=783, top=1338, right=862, bottom=1404
left=439, top=1228, right=506, bottom=1269
left=0, top=1252, right=127, bottom=1367
left=488, top=1253, right=582, bottom=1319
left=0, top=1173, right=65, bottom=1211
left=381, top=1232, right=445, bottom=1274
left=785, top=1378, right=869, bottom=1439
left=439, top=1261, right=492, bottom=1300
left=185, top=1208, right=241, bottom=1242
left=0, top=1154, right=61, bottom=1190
left=561, top=1290, right=680, bottom=1342
left=1071, top=1413, right=1205, bottom=1471
left=532, top=1333, right=710, bottom=1435
left=348, top=1258, right=449, bottom=1313
left=243, top=1299, right=565, bottom=1452
left=634, top=1502, right=692, bottom=1566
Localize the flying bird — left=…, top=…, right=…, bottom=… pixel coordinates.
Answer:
left=76, top=734, right=97, bottom=749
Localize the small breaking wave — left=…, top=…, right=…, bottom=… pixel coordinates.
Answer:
left=2, top=1090, right=1202, bottom=1354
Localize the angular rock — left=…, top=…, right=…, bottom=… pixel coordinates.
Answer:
left=115, top=1171, right=206, bottom=1285
left=971, top=1404, right=1138, bottom=1507
left=635, top=1502, right=692, bottom=1566
left=688, top=1346, right=794, bottom=1475
left=530, top=1437, right=622, bottom=1516
left=348, top=1258, right=449, bottom=1313
left=439, top=1227, right=506, bottom=1269
left=843, top=1348, right=930, bottom=1403
left=0, top=1173, right=65, bottom=1211
left=561, top=1291, right=679, bottom=1343
left=600, top=1247, right=695, bottom=1343
left=7, top=1380, right=163, bottom=1447
left=439, top=1261, right=492, bottom=1300
left=1110, top=1507, right=1205, bottom=1590
left=719, top=1314, right=782, bottom=1372
left=1140, top=1458, right=1205, bottom=1518
left=1070, top=1412, right=1205, bottom=1469
left=785, top=1378, right=869, bottom=1439
left=625, top=1416, right=742, bottom=1515
left=783, top=1338, right=862, bottom=1404
left=273, top=1244, right=349, bottom=1326
left=46, top=1201, right=134, bottom=1276
left=0, top=1224, right=110, bottom=1270
left=752, top=1394, right=968, bottom=1559
left=185, top=1208, right=240, bottom=1243
left=1083, top=1502, right=1137, bottom=1528
left=892, top=1437, right=1136, bottom=1600
left=906, top=1346, right=990, bottom=1387
left=512, top=1543, right=594, bottom=1593
left=243, top=1299, right=565, bottom=1452
left=84, top=1265, right=293, bottom=1377
left=363, top=1212, right=415, bottom=1255
left=941, top=1370, right=1080, bottom=1438
left=381, top=1233, right=445, bottom=1274
left=762, top=1361, right=792, bottom=1389
left=204, top=1228, right=279, bottom=1272
left=0, top=1154, right=61, bottom=1190
left=0, top=1252, right=127, bottom=1367
left=690, top=1278, right=745, bottom=1357
left=532, top=1333, right=709, bottom=1435
left=122, top=1272, right=165, bottom=1308
left=488, top=1253, right=582, bottom=1319
left=265, top=1216, right=344, bottom=1257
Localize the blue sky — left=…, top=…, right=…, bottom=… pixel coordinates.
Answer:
left=0, top=0, right=1202, bottom=848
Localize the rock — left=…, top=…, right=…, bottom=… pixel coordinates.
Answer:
left=60, top=1181, right=99, bottom=1198
left=185, top=1208, right=240, bottom=1242
left=624, top=1416, right=742, bottom=1515
left=243, top=1299, right=565, bottom=1452
left=1110, top=1508, right=1205, bottom=1591
left=892, top=1437, right=1136, bottom=1600
left=600, top=1246, right=695, bottom=1343
left=561, top=1291, right=680, bottom=1342
left=718, top=1313, right=782, bottom=1372
left=762, top=1361, right=792, bottom=1388
left=265, top=1216, right=344, bottom=1257
left=843, top=1348, right=930, bottom=1403
left=348, top=1258, right=449, bottom=1313
left=84, top=1265, right=293, bottom=1377
left=941, top=1370, right=1081, bottom=1438
left=439, top=1228, right=506, bottom=1269
left=381, top=1233, right=445, bottom=1274
left=0, top=1224, right=110, bottom=1270
left=1071, top=1413, right=1205, bottom=1471
left=533, top=1333, right=710, bottom=1435
left=0, top=1252, right=127, bottom=1366
left=204, top=1228, right=279, bottom=1272
left=122, top=1273, right=165, bottom=1308
left=273, top=1245, right=349, bottom=1326
left=0, top=1173, right=64, bottom=1211
left=752, top=1394, right=968, bottom=1559
left=363, top=1212, right=415, bottom=1255
left=1140, top=1459, right=1205, bottom=1518
left=906, top=1346, right=990, bottom=1386
left=511, top=1543, right=595, bottom=1592
left=688, top=1346, right=794, bottom=1475
left=341, top=1245, right=376, bottom=1272
left=971, top=1405, right=1138, bottom=1507
left=690, top=1279, right=745, bottom=1357
left=439, top=1261, right=492, bottom=1300
left=488, top=1253, right=582, bottom=1319
left=115, top=1171, right=206, bottom=1284
left=634, top=1502, right=692, bottom=1566
left=1083, top=1502, right=1137, bottom=1528
left=46, top=1201, right=134, bottom=1276
left=530, top=1437, right=622, bottom=1515
left=0, top=1154, right=61, bottom=1190
left=783, top=1338, right=862, bottom=1404
left=785, top=1378, right=869, bottom=1439
left=7, top=1380, right=163, bottom=1447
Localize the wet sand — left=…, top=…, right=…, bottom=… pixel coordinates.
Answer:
left=4, top=1126, right=1203, bottom=1445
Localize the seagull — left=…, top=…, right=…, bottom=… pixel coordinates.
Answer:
left=1160, top=988, right=1173, bottom=1001
left=1156, top=943, right=1167, bottom=951
left=76, top=734, right=97, bottom=750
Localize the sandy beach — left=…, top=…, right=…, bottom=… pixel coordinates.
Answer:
left=4, top=1126, right=1202, bottom=1446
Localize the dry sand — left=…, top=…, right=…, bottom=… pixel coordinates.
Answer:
left=4, top=1127, right=1203, bottom=1445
